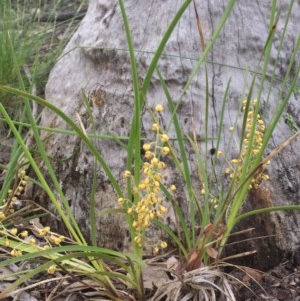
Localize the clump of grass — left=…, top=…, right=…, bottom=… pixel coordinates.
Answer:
left=0, top=0, right=300, bottom=300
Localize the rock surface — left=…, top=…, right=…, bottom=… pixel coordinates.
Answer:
left=40, top=0, right=300, bottom=268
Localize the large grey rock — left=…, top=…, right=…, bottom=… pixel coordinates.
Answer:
left=40, top=0, right=300, bottom=269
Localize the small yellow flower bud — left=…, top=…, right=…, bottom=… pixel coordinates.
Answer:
left=124, top=170, right=131, bottom=178
left=160, top=134, right=169, bottom=143
left=21, top=180, right=28, bottom=186
left=5, top=240, right=10, bottom=247
left=127, top=208, right=133, bottom=214
left=145, top=151, right=153, bottom=159
left=134, top=236, right=142, bottom=244
left=154, top=181, right=160, bottom=188
left=155, top=104, right=163, bottom=112
left=154, top=173, right=162, bottom=181
left=162, top=146, right=170, bottom=155
left=151, top=123, right=159, bottom=132
left=29, top=238, right=36, bottom=245
left=143, top=167, right=151, bottom=175
left=18, top=170, right=26, bottom=177
left=160, top=241, right=167, bottom=249
left=143, top=143, right=151, bottom=151
left=132, top=187, right=139, bottom=194
left=225, top=168, right=231, bottom=174
left=262, top=174, right=270, bottom=181
left=160, top=205, right=167, bottom=213
left=157, top=161, right=166, bottom=169
left=217, top=150, right=223, bottom=156
left=11, top=249, right=22, bottom=257
left=20, top=230, right=28, bottom=238
left=118, top=197, right=125, bottom=205
left=10, top=228, right=18, bottom=235
left=229, top=126, right=234, bottom=132
left=201, top=188, right=205, bottom=195
left=47, top=265, right=57, bottom=275
left=151, top=157, right=159, bottom=166
left=153, top=246, right=159, bottom=254
left=170, top=185, right=176, bottom=191
left=231, top=159, right=239, bottom=165
left=0, top=212, right=6, bottom=220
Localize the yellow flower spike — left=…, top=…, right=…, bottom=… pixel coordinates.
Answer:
left=20, top=230, right=28, bottom=238
left=151, top=123, right=159, bottom=132
left=155, top=104, right=163, bottom=112
left=47, top=265, right=57, bottom=275
left=143, top=143, right=152, bottom=151
left=118, top=197, right=125, bottom=205
left=160, top=134, right=169, bottom=143
left=160, top=241, right=167, bottom=249
left=0, top=212, right=6, bottom=220
left=124, top=170, right=132, bottom=178
left=162, top=146, right=170, bottom=155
